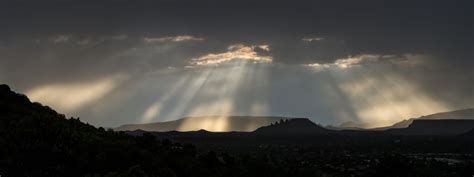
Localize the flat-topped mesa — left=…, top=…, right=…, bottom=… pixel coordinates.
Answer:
left=254, top=118, right=330, bottom=134
left=387, top=119, right=474, bottom=135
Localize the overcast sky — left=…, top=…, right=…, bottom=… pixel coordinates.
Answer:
left=0, top=0, right=472, bottom=128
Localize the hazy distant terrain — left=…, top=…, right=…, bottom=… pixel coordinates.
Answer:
left=373, top=108, right=474, bottom=130
left=115, top=116, right=288, bottom=132
left=325, top=108, right=474, bottom=131
left=117, top=109, right=474, bottom=132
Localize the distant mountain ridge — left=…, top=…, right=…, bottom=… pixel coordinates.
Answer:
left=117, top=108, right=474, bottom=133
left=326, top=121, right=366, bottom=130
left=327, top=109, right=474, bottom=130
left=386, top=119, right=474, bottom=135
left=374, top=108, right=474, bottom=130
left=115, top=116, right=289, bottom=132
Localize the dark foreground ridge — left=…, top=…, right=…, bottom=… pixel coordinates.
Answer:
left=0, top=84, right=206, bottom=176
left=1, top=84, right=474, bottom=177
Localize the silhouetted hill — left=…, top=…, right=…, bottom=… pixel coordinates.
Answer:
left=386, top=119, right=474, bottom=135
left=0, top=84, right=235, bottom=177
left=254, top=118, right=330, bottom=134
left=115, top=116, right=287, bottom=132
left=374, top=108, right=474, bottom=130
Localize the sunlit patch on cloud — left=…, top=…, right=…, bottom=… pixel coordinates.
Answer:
left=36, top=34, right=129, bottom=46
left=189, top=44, right=272, bottom=66
left=144, top=35, right=204, bottom=43
left=302, top=37, right=324, bottom=42
left=25, top=75, right=127, bottom=113
left=333, top=55, right=379, bottom=68
left=52, top=35, right=71, bottom=43
left=74, top=35, right=128, bottom=46
left=305, top=54, right=383, bottom=69
left=389, top=54, right=426, bottom=67
left=258, top=45, right=271, bottom=51
left=304, top=54, right=425, bottom=69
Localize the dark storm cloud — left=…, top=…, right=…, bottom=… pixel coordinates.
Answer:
left=1, top=0, right=472, bottom=65
left=0, top=34, right=224, bottom=89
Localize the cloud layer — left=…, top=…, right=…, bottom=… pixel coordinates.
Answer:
left=0, top=0, right=472, bottom=127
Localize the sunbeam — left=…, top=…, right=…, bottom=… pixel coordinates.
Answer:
left=175, top=60, right=271, bottom=131
left=139, top=74, right=193, bottom=123
left=25, top=75, right=127, bottom=113
left=326, top=67, right=451, bottom=128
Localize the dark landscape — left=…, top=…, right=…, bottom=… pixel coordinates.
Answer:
left=1, top=84, right=474, bottom=177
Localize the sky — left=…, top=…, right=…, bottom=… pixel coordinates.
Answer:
left=0, top=0, right=472, bottom=128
